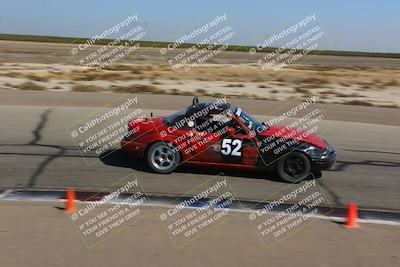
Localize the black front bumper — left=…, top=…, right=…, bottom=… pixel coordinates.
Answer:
left=311, top=145, right=337, bottom=170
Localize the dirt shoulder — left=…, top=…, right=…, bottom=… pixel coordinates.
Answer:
left=0, top=201, right=399, bottom=267
left=1, top=61, right=399, bottom=108
left=1, top=40, right=399, bottom=109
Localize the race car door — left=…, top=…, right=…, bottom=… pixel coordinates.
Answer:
left=188, top=109, right=258, bottom=166
left=220, top=132, right=258, bottom=166
left=188, top=113, right=223, bottom=163
left=212, top=114, right=258, bottom=166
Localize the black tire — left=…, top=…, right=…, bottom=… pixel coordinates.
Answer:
left=276, top=152, right=311, bottom=183
left=146, top=142, right=180, bottom=174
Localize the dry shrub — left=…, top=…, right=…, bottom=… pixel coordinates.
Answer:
left=342, top=100, right=373, bottom=106
left=224, top=83, right=245, bottom=87
left=17, top=81, right=46, bottom=91
left=72, top=84, right=104, bottom=92
left=195, top=88, right=207, bottom=94
left=111, top=84, right=164, bottom=94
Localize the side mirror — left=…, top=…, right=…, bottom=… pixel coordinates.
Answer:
left=227, top=127, right=235, bottom=135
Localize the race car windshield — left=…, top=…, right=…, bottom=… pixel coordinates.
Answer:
left=164, top=107, right=189, bottom=124
left=234, top=107, right=268, bottom=133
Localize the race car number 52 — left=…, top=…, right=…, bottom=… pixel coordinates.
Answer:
left=221, top=139, right=242, bottom=156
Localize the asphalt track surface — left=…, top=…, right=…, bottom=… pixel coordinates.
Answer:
left=0, top=90, right=399, bottom=211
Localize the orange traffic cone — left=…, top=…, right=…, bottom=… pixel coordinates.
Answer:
left=65, top=188, right=77, bottom=213
left=345, top=203, right=358, bottom=229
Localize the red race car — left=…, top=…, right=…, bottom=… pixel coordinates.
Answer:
left=121, top=97, right=337, bottom=182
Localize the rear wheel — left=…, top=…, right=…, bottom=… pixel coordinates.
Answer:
left=276, top=152, right=311, bottom=183
left=146, top=142, right=180, bottom=174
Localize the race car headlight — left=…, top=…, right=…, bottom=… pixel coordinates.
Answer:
left=321, top=145, right=335, bottom=159
left=304, top=145, right=324, bottom=158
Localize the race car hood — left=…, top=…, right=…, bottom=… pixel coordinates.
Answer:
left=260, top=125, right=328, bottom=149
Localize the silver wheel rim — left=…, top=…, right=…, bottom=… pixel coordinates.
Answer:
left=150, top=145, right=175, bottom=171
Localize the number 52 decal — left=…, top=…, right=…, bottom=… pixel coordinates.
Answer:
left=221, top=139, right=242, bottom=156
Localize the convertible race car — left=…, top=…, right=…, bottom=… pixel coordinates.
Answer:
left=121, top=97, right=337, bottom=183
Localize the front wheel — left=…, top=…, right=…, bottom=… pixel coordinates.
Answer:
left=276, top=152, right=311, bottom=183
left=146, top=142, right=180, bottom=174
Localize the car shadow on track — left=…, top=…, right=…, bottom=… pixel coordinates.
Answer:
left=99, top=149, right=282, bottom=182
